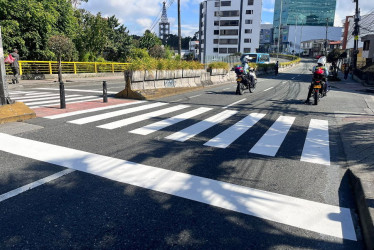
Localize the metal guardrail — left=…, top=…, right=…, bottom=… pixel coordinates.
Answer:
left=5, top=61, right=131, bottom=75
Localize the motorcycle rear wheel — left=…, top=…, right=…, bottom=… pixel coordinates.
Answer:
left=236, top=82, right=245, bottom=95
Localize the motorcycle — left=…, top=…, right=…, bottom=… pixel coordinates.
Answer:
left=234, top=65, right=257, bottom=95
left=310, top=67, right=327, bottom=105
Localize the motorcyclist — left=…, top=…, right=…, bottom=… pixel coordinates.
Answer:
left=241, top=55, right=254, bottom=86
left=304, top=56, right=329, bottom=104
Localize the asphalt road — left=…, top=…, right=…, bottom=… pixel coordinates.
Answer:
left=0, top=60, right=368, bottom=249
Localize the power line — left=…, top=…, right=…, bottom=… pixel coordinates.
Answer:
left=149, top=0, right=175, bottom=32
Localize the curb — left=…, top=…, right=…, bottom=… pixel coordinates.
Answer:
left=348, top=169, right=374, bottom=250
left=0, top=102, right=36, bottom=124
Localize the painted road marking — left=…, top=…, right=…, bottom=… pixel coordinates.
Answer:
left=45, top=101, right=145, bottom=119
left=263, top=87, right=274, bottom=92
left=189, top=94, right=201, bottom=98
left=166, top=110, right=238, bottom=142
left=301, top=119, right=330, bottom=166
left=29, top=98, right=102, bottom=109
left=204, top=113, right=266, bottom=148
left=23, top=96, right=97, bottom=106
left=36, top=88, right=118, bottom=94
left=0, top=133, right=356, bottom=241
left=11, top=92, right=53, bottom=98
left=0, top=169, right=75, bottom=202
left=249, top=116, right=296, bottom=156
left=98, top=105, right=190, bottom=130
left=222, top=98, right=246, bottom=109
left=130, top=107, right=212, bottom=135
left=69, top=102, right=168, bottom=125
left=14, top=94, right=80, bottom=102
left=223, top=88, right=230, bottom=90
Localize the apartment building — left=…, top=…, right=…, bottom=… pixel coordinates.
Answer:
left=199, top=0, right=262, bottom=63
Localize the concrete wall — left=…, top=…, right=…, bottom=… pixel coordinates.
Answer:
left=128, top=68, right=236, bottom=90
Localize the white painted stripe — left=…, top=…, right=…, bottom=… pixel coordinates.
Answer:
left=35, top=88, right=117, bottom=94
left=204, top=113, right=266, bottom=148
left=130, top=107, right=212, bottom=135
left=12, top=93, right=59, bottom=100
left=45, top=101, right=144, bottom=119
left=263, top=87, right=274, bottom=92
left=0, top=133, right=357, bottom=240
left=249, top=116, right=296, bottom=156
left=14, top=94, right=79, bottom=102
left=189, top=94, right=201, bottom=98
left=69, top=102, right=168, bottom=125
left=223, top=88, right=230, bottom=90
left=10, top=91, right=39, bottom=95
left=0, top=169, right=75, bottom=202
left=301, top=119, right=330, bottom=166
left=29, top=98, right=102, bottom=109
left=166, top=110, right=238, bottom=142
left=12, top=92, right=52, bottom=98
left=23, top=96, right=96, bottom=106
left=98, top=105, right=189, bottom=130
left=172, top=99, right=183, bottom=102
left=222, top=98, right=246, bottom=109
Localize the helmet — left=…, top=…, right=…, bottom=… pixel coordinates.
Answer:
left=317, top=56, right=326, bottom=66
left=244, top=55, right=251, bottom=62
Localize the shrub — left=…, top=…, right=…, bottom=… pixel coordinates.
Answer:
left=208, top=62, right=229, bottom=70
left=128, top=58, right=204, bottom=71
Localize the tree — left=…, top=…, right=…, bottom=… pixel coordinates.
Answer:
left=0, top=0, right=78, bottom=60
left=149, top=45, right=166, bottom=59
left=327, top=48, right=343, bottom=81
left=48, top=35, right=76, bottom=82
left=139, top=30, right=162, bottom=51
left=104, top=16, right=132, bottom=62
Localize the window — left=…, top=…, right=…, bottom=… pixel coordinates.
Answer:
left=363, top=40, right=370, bottom=51
left=220, top=20, right=239, bottom=26
left=221, top=1, right=231, bottom=6
left=228, top=48, right=237, bottom=53
left=213, top=48, right=218, bottom=53
left=245, top=29, right=252, bottom=33
left=244, top=48, right=251, bottom=53
left=219, top=39, right=238, bottom=44
left=215, top=2, right=220, bottom=7
left=220, top=29, right=239, bottom=35
left=214, top=21, right=219, bottom=26
left=216, top=11, right=239, bottom=17
left=244, top=38, right=251, bottom=43
left=219, top=48, right=228, bottom=53
left=245, top=19, right=253, bottom=24
left=213, top=39, right=219, bottom=44
left=246, top=10, right=253, bottom=14
left=248, top=0, right=254, bottom=5
left=214, top=30, right=219, bottom=35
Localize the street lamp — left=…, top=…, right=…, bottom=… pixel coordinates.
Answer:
left=276, top=0, right=283, bottom=60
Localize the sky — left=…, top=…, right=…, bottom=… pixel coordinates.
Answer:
left=80, top=0, right=374, bottom=37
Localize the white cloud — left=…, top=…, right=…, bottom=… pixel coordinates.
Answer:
left=334, top=0, right=373, bottom=27
left=263, top=8, right=274, bottom=13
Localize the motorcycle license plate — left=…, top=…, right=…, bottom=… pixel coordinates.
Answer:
left=236, top=78, right=242, bottom=81
left=314, top=85, right=321, bottom=88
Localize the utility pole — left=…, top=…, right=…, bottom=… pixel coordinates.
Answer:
left=293, top=16, right=298, bottom=55
left=352, top=0, right=360, bottom=70
left=178, top=0, right=182, bottom=57
left=0, top=27, right=13, bottom=105
left=276, top=0, right=283, bottom=61
left=325, top=18, right=329, bottom=56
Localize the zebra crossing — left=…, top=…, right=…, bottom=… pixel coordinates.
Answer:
left=43, top=100, right=332, bottom=166
left=9, top=91, right=101, bottom=109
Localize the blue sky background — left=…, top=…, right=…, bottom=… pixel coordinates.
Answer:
left=81, top=0, right=373, bottom=37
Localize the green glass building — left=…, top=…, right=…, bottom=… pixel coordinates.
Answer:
left=273, top=0, right=336, bottom=43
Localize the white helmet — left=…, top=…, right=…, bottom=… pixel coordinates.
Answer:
left=317, top=56, right=326, bottom=66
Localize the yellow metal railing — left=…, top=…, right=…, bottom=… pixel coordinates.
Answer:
left=5, top=61, right=131, bottom=75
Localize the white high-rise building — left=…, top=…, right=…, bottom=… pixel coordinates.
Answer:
left=199, top=0, right=262, bottom=63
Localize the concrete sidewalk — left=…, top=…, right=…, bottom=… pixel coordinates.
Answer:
left=331, top=72, right=374, bottom=249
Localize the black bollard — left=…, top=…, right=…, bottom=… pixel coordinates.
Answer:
left=103, top=81, right=108, bottom=103
left=59, top=81, right=66, bottom=109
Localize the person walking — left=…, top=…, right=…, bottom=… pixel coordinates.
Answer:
left=274, top=61, right=279, bottom=76
left=10, top=48, right=20, bottom=84
left=343, top=63, right=349, bottom=80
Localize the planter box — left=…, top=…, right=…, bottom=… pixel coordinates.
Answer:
left=144, top=70, right=157, bottom=81
left=132, top=71, right=145, bottom=82
left=175, top=70, right=183, bottom=79
left=157, top=70, right=175, bottom=80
